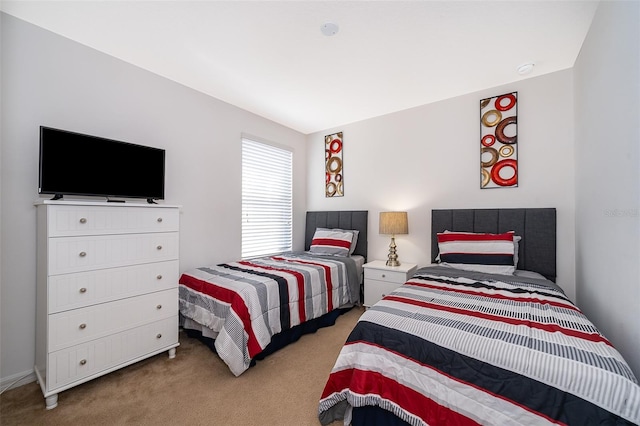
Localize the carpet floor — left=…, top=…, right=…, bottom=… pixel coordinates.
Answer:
left=0, top=306, right=365, bottom=426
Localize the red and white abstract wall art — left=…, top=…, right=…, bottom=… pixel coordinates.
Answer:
left=325, top=132, right=344, bottom=197
left=480, top=92, right=518, bottom=188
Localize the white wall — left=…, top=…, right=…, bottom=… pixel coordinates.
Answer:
left=0, top=13, right=307, bottom=386
left=574, top=0, right=640, bottom=376
left=307, top=70, right=576, bottom=300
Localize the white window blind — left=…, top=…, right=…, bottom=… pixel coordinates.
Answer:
left=242, top=138, right=293, bottom=258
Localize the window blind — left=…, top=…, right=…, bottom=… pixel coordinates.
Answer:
left=242, top=138, right=293, bottom=258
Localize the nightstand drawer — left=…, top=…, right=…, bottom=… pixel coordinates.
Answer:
left=362, top=261, right=417, bottom=307
left=364, top=279, right=403, bottom=306
left=364, top=268, right=407, bottom=284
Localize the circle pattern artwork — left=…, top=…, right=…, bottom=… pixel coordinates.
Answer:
left=482, top=110, right=503, bottom=127
left=326, top=156, right=342, bottom=174
left=481, top=134, right=496, bottom=147
left=325, top=132, right=344, bottom=197
left=480, top=92, right=518, bottom=188
left=481, top=147, right=499, bottom=168
left=495, top=93, right=517, bottom=111
left=495, top=116, right=517, bottom=144
left=491, top=159, right=518, bottom=187
left=499, top=145, right=514, bottom=157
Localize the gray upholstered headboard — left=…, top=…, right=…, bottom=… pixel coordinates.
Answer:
left=305, top=211, right=368, bottom=261
left=431, top=208, right=556, bottom=282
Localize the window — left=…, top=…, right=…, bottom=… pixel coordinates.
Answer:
left=242, top=137, right=293, bottom=258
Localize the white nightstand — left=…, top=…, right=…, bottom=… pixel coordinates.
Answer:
left=363, top=260, right=418, bottom=307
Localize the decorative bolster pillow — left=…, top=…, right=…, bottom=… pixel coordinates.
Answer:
left=310, top=229, right=354, bottom=257
left=437, top=230, right=517, bottom=275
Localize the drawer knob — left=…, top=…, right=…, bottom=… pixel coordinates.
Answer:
left=381, top=274, right=386, bottom=278
left=79, top=218, right=87, bottom=224
left=157, top=217, right=163, bottom=223
left=156, top=304, right=162, bottom=310
left=156, top=274, right=163, bottom=280
left=79, top=323, right=87, bottom=329
left=79, top=251, right=87, bottom=257
left=79, top=359, right=87, bottom=366
left=156, top=333, right=162, bottom=339
left=156, top=245, right=162, bottom=250
left=79, top=287, right=87, bottom=293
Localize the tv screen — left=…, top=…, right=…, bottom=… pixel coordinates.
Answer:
left=38, top=126, right=165, bottom=202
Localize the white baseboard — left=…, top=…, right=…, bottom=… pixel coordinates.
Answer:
left=1, top=369, right=37, bottom=393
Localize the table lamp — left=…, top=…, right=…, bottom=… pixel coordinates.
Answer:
left=379, top=211, right=408, bottom=267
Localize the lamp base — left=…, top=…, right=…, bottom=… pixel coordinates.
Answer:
left=386, top=236, right=401, bottom=267
left=386, top=259, right=401, bottom=267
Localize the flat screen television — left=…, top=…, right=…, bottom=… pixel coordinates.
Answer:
left=38, top=126, right=165, bottom=203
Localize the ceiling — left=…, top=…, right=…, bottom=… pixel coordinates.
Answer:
left=1, top=1, right=599, bottom=134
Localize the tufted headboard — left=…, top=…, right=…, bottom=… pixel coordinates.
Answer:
left=305, top=211, right=368, bottom=261
left=431, top=208, right=556, bottom=282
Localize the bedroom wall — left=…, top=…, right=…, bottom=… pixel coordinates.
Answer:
left=307, top=70, right=576, bottom=300
left=0, top=13, right=307, bottom=387
left=574, top=0, right=640, bottom=376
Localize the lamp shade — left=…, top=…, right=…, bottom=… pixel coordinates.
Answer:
left=379, top=211, right=408, bottom=235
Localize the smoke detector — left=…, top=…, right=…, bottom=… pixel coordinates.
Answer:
left=517, top=62, right=535, bottom=75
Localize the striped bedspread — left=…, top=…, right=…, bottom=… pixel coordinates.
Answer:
left=179, top=253, right=359, bottom=376
left=319, top=266, right=640, bottom=425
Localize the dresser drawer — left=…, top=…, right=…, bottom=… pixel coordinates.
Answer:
left=46, top=315, right=178, bottom=391
left=364, top=268, right=407, bottom=284
left=48, top=232, right=179, bottom=275
left=48, top=260, right=179, bottom=314
left=48, top=288, right=178, bottom=352
left=46, top=205, right=179, bottom=237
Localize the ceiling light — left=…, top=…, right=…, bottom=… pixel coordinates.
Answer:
left=517, top=62, right=535, bottom=75
left=321, top=22, right=339, bottom=36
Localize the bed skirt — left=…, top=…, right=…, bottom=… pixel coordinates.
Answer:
left=352, top=407, right=410, bottom=426
left=181, top=306, right=354, bottom=367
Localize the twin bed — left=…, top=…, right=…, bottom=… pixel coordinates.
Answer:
left=178, top=210, right=368, bottom=376
left=318, top=208, right=640, bottom=425
left=177, top=208, right=640, bottom=425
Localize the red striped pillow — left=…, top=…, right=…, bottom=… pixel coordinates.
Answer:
left=309, top=229, right=354, bottom=257
left=437, top=231, right=516, bottom=275
left=317, top=228, right=359, bottom=255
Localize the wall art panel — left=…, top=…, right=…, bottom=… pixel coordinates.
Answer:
left=325, top=132, right=344, bottom=197
left=480, top=92, right=518, bottom=188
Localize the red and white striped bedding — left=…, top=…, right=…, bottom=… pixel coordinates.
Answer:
left=319, top=266, right=640, bottom=425
left=179, top=253, right=359, bottom=376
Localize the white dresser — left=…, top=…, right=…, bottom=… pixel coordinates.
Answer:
left=34, top=200, right=180, bottom=409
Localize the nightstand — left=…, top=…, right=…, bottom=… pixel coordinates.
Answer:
left=363, top=260, right=418, bottom=307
